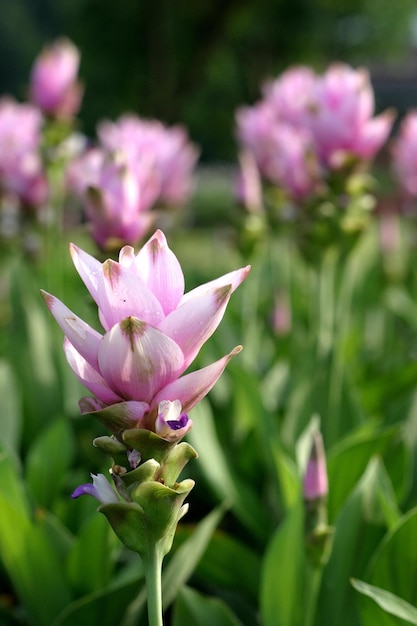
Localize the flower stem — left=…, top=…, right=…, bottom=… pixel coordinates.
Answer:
left=143, top=547, right=164, bottom=626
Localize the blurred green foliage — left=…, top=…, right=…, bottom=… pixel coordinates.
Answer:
left=0, top=0, right=416, bottom=159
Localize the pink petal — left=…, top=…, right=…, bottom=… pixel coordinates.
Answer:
left=133, top=229, right=185, bottom=315
left=64, top=338, right=121, bottom=404
left=354, top=109, right=395, bottom=159
left=158, top=284, right=233, bottom=370
left=180, top=265, right=251, bottom=305
left=97, top=259, right=164, bottom=330
left=152, top=345, right=243, bottom=413
left=41, top=290, right=101, bottom=369
left=70, top=243, right=103, bottom=304
left=97, top=317, right=184, bottom=402
left=118, top=245, right=136, bottom=268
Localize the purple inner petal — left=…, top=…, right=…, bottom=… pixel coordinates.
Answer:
left=167, top=413, right=188, bottom=430
left=72, top=483, right=97, bottom=499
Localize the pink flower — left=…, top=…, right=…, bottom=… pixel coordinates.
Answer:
left=42, top=230, right=249, bottom=436
left=236, top=103, right=320, bottom=200
left=66, top=147, right=104, bottom=197
left=235, top=150, right=263, bottom=214
left=262, top=122, right=320, bottom=200
left=66, top=147, right=158, bottom=249
left=236, top=101, right=277, bottom=175
left=307, top=63, right=394, bottom=168
left=0, top=98, right=47, bottom=208
left=391, top=110, right=417, bottom=197
left=263, top=65, right=317, bottom=128
left=29, top=38, right=83, bottom=119
left=98, top=114, right=199, bottom=206
left=303, top=431, right=328, bottom=501
left=86, top=155, right=154, bottom=250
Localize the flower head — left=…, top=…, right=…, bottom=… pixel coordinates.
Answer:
left=30, top=38, right=83, bottom=119
left=98, top=114, right=199, bottom=206
left=306, top=63, right=394, bottom=168
left=42, top=229, right=249, bottom=436
left=0, top=98, right=47, bottom=208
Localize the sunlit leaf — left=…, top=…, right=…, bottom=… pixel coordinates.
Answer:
left=352, top=579, right=417, bottom=625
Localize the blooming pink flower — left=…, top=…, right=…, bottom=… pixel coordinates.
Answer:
left=0, top=98, right=47, bottom=208
left=307, top=63, right=394, bottom=168
left=66, top=147, right=158, bottom=249
left=42, top=229, right=249, bottom=436
left=263, top=65, right=317, bottom=128
left=98, top=114, right=199, bottom=206
left=391, top=110, right=417, bottom=197
left=237, top=103, right=320, bottom=200
left=29, top=38, right=83, bottom=119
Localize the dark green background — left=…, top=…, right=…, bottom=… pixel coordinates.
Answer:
left=1, top=0, right=415, bottom=160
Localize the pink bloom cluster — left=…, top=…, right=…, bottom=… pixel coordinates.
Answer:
left=236, top=63, right=394, bottom=202
left=29, top=38, right=83, bottom=119
left=67, top=115, right=199, bottom=250
left=42, top=229, right=249, bottom=439
left=0, top=98, right=48, bottom=208
left=391, top=110, right=417, bottom=198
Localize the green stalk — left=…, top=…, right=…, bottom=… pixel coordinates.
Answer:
left=143, top=547, right=164, bottom=626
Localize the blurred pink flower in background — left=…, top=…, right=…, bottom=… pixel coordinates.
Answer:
left=262, top=65, right=316, bottom=128
left=29, top=38, right=83, bottom=119
left=391, top=110, right=417, bottom=198
left=98, top=114, right=199, bottom=206
left=0, top=98, right=48, bottom=208
left=67, top=115, right=199, bottom=248
left=236, top=62, right=394, bottom=203
left=262, top=122, right=320, bottom=200
left=83, top=156, right=155, bottom=251
left=236, top=101, right=277, bottom=177
left=307, top=63, right=394, bottom=169
left=235, top=150, right=263, bottom=214
left=237, top=104, right=320, bottom=200
left=42, top=229, right=249, bottom=436
left=67, top=148, right=156, bottom=250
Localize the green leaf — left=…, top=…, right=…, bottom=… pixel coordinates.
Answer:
left=260, top=498, right=305, bottom=626
left=327, top=424, right=398, bottom=520
left=0, top=444, right=29, bottom=516
left=25, top=417, right=75, bottom=508
left=162, top=504, right=226, bottom=609
left=365, top=508, right=417, bottom=614
left=172, top=586, right=243, bottom=626
left=187, top=399, right=271, bottom=541
left=317, top=459, right=387, bottom=626
left=67, top=514, right=114, bottom=596
left=186, top=528, right=261, bottom=603
left=352, top=579, right=417, bottom=625
left=0, top=359, right=22, bottom=453
left=0, top=497, right=72, bottom=626
left=53, top=566, right=144, bottom=626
